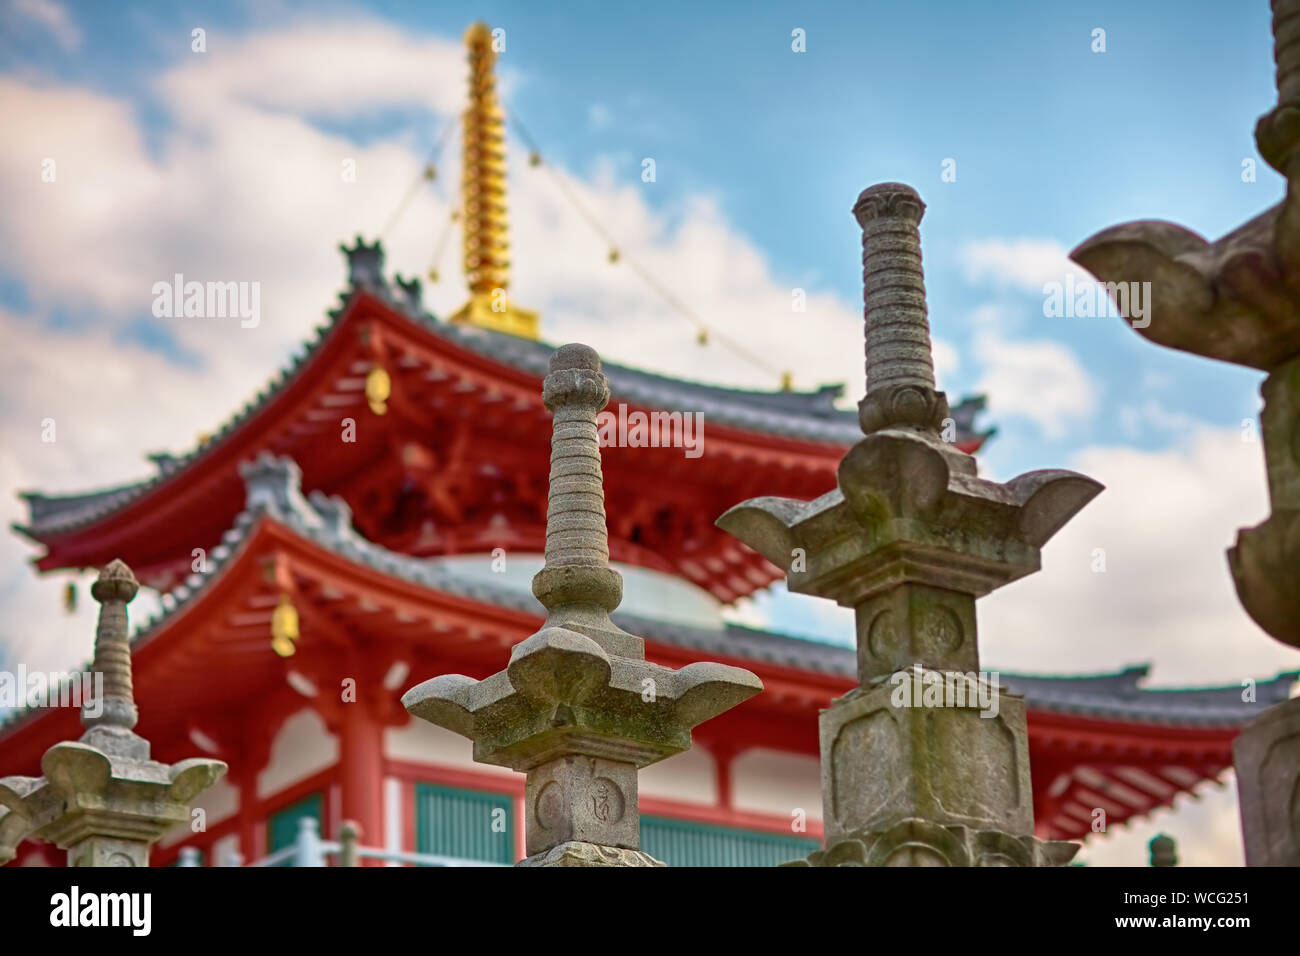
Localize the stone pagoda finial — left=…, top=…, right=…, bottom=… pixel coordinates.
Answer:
left=403, top=344, right=761, bottom=866
left=1070, top=1, right=1300, bottom=866
left=82, top=559, right=139, bottom=736
left=853, top=183, right=945, bottom=435
left=0, top=561, right=226, bottom=866
left=532, top=344, right=624, bottom=636
left=717, top=183, right=1100, bottom=866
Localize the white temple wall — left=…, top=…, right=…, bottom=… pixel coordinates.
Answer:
left=639, top=747, right=717, bottom=805
left=731, top=748, right=823, bottom=821
left=384, top=718, right=515, bottom=776
left=157, top=775, right=239, bottom=847
left=256, top=707, right=339, bottom=799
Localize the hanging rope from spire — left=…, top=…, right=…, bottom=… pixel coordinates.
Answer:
left=378, top=115, right=459, bottom=242
left=505, top=106, right=788, bottom=384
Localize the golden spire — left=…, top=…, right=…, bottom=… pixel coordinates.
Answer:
left=450, top=21, right=539, bottom=339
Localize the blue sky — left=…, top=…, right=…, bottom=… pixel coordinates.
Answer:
left=0, top=0, right=1278, bottom=471
left=0, top=0, right=1294, bottom=864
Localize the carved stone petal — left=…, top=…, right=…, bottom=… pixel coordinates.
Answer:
left=0, top=808, right=27, bottom=864
left=666, top=662, right=763, bottom=728
left=0, top=775, right=44, bottom=813
left=168, top=759, right=228, bottom=804
left=401, top=674, right=483, bottom=738
left=516, top=840, right=665, bottom=867
left=41, top=742, right=113, bottom=796
left=838, top=432, right=950, bottom=522
left=506, top=626, right=612, bottom=703
left=1008, top=470, right=1105, bottom=547
left=1071, top=210, right=1300, bottom=369
left=1230, top=510, right=1300, bottom=647
left=713, top=496, right=803, bottom=568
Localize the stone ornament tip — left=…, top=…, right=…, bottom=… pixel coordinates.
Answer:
left=541, top=343, right=609, bottom=411
left=853, top=182, right=926, bottom=226
left=91, top=559, right=139, bottom=604
left=550, top=342, right=601, bottom=372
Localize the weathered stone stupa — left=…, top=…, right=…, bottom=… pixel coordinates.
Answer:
left=718, top=183, right=1101, bottom=866
left=0, top=560, right=227, bottom=866
left=403, top=343, right=762, bottom=866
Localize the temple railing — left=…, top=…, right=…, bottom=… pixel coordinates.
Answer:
left=176, top=817, right=506, bottom=868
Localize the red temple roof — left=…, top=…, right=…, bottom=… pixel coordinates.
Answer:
left=14, top=241, right=993, bottom=604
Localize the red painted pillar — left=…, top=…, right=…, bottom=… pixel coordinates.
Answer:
left=712, top=743, right=737, bottom=811
left=233, top=727, right=271, bottom=865
left=338, top=698, right=385, bottom=865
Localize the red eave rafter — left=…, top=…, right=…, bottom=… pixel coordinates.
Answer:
left=1026, top=710, right=1238, bottom=841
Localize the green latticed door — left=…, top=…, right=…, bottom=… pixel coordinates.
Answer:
left=415, top=783, right=514, bottom=864
left=641, top=815, right=818, bottom=866
left=267, top=791, right=323, bottom=865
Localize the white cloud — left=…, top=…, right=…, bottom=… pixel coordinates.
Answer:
left=958, top=238, right=1093, bottom=292
left=981, top=425, right=1293, bottom=866
left=0, top=306, right=233, bottom=678
left=156, top=21, right=464, bottom=121
left=1118, top=398, right=1204, bottom=440
left=979, top=424, right=1289, bottom=683
left=973, top=329, right=1096, bottom=439
left=0, top=13, right=915, bottom=404
left=8, top=0, right=81, bottom=52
